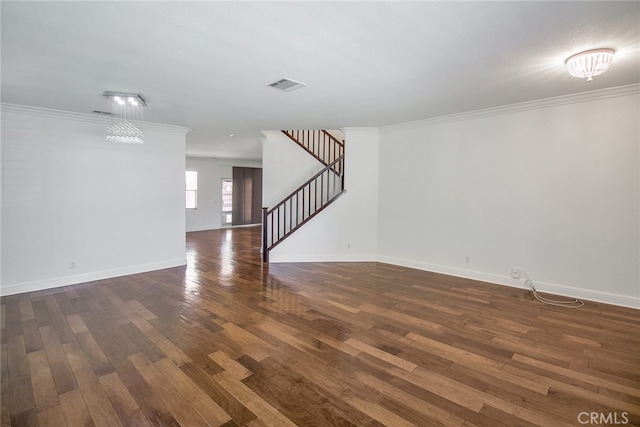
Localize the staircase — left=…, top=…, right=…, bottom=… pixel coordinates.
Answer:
left=262, top=130, right=345, bottom=262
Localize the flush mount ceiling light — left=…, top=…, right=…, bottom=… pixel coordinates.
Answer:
left=566, top=48, right=615, bottom=82
left=103, top=91, right=146, bottom=143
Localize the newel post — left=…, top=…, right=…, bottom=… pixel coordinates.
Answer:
left=262, top=207, right=269, bottom=263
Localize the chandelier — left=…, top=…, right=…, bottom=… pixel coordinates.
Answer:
left=566, top=48, right=615, bottom=82
left=103, top=91, right=146, bottom=143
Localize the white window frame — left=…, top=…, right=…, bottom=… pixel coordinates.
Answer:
left=185, top=171, right=198, bottom=209
left=221, top=178, right=232, bottom=225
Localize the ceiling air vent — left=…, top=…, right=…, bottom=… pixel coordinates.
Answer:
left=92, top=110, right=112, bottom=116
left=268, top=78, right=306, bottom=92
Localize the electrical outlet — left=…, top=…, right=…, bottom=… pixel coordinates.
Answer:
left=511, top=267, right=521, bottom=279
left=70, top=260, right=77, bottom=269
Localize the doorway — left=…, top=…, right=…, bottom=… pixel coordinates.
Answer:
left=221, top=178, right=233, bottom=226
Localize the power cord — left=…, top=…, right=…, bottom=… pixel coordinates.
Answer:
left=524, top=274, right=584, bottom=308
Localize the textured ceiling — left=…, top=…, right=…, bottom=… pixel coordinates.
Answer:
left=1, top=1, right=638, bottom=160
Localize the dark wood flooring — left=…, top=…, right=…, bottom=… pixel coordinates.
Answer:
left=1, top=226, right=639, bottom=426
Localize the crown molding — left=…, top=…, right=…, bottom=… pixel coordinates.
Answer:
left=381, top=83, right=640, bottom=132
left=0, top=103, right=192, bottom=134
left=343, top=127, right=380, bottom=135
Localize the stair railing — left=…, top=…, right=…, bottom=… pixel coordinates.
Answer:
left=282, top=130, right=344, bottom=175
left=262, top=154, right=345, bottom=262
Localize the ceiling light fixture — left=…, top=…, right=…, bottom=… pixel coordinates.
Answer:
left=566, top=48, right=615, bottom=82
left=103, top=91, right=146, bottom=143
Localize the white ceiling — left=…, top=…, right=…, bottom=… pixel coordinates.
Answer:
left=2, top=1, right=638, bottom=161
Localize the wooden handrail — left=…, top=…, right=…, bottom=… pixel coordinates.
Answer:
left=320, top=130, right=344, bottom=148
left=262, top=130, right=346, bottom=262
left=282, top=130, right=344, bottom=175
left=264, top=189, right=346, bottom=259
left=262, top=154, right=345, bottom=262
left=267, top=155, right=344, bottom=216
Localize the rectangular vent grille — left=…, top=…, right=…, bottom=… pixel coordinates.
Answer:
left=92, top=110, right=112, bottom=115
left=268, top=78, right=306, bottom=92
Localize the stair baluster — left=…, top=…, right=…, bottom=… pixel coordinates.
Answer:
left=262, top=130, right=345, bottom=262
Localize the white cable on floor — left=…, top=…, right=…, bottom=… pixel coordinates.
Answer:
left=524, top=274, right=584, bottom=308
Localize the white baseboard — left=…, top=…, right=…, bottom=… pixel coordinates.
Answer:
left=0, top=258, right=187, bottom=297
left=376, top=255, right=639, bottom=310
left=269, top=253, right=377, bottom=263
left=186, top=225, right=220, bottom=232
left=186, top=224, right=261, bottom=232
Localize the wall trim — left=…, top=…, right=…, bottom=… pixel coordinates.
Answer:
left=343, top=127, right=380, bottom=135
left=269, top=253, right=377, bottom=263
left=0, top=258, right=187, bottom=297
left=186, top=224, right=261, bottom=233
left=186, top=225, right=221, bottom=232
left=376, top=255, right=639, bottom=310
left=1, top=103, right=192, bottom=135
left=380, top=83, right=640, bottom=132
left=225, top=223, right=262, bottom=229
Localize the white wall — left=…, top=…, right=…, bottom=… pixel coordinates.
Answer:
left=263, top=129, right=379, bottom=262
left=1, top=104, right=189, bottom=296
left=262, top=86, right=639, bottom=308
left=185, top=157, right=262, bottom=232
left=262, top=130, right=326, bottom=208
left=377, top=86, right=639, bottom=308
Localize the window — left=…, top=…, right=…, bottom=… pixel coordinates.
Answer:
left=222, top=178, right=232, bottom=224
left=185, top=171, right=198, bottom=209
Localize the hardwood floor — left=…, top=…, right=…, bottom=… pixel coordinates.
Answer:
left=1, top=226, right=639, bottom=426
